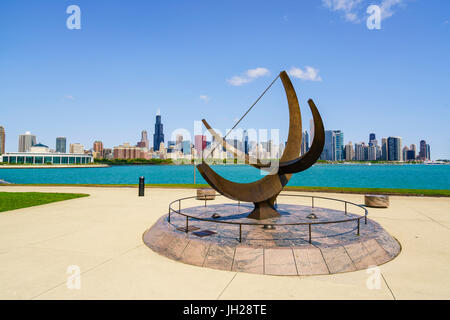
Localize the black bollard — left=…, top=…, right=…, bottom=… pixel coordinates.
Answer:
left=138, top=176, right=145, bottom=196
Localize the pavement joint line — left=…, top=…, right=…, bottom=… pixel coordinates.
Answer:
left=342, top=245, right=358, bottom=270
left=291, top=247, right=299, bottom=276
left=30, top=243, right=145, bottom=300
left=216, top=272, right=237, bottom=300
left=381, top=272, right=396, bottom=300
left=25, top=230, right=82, bottom=247
left=230, top=247, right=237, bottom=271
left=315, top=244, right=331, bottom=275
left=411, top=209, right=450, bottom=231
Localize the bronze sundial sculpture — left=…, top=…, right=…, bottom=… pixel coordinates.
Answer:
left=197, top=71, right=325, bottom=220
left=144, top=70, right=401, bottom=276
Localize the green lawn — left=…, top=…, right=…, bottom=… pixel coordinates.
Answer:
left=0, top=192, right=89, bottom=212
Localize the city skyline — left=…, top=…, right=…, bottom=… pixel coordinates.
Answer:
left=0, top=119, right=436, bottom=161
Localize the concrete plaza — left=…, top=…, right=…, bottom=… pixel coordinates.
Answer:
left=0, top=185, right=449, bottom=299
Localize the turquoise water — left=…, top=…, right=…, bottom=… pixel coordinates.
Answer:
left=0, top=164, right=449, bottom=189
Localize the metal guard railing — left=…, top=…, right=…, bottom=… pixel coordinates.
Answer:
left=167, top=193, right=368, bottom=243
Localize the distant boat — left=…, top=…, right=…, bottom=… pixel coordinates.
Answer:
left=0, top=179, right=12, bottom=184
left=424, top=161, right=447, bottom=165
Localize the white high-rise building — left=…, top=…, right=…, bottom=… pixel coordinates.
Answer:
left=344, top=142, right=354, bottom=161
left=18, top=131, right=36, bottom=152
left=354, top=143, right=365, bottom=161
left=69, top=143, right=84, bottom=154
left=368, top=145, right=377, bottom=161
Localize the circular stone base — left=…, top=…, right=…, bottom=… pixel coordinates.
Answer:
left=143, top=203, right=400, bottom=276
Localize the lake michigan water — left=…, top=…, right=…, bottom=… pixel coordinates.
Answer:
left=0, top=164, right=449, bottom=189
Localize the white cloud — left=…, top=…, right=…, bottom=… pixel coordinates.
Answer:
left=64, top=95, right=75, bottom=100
left=322, top=0, right=406, bottom=23
left=288, top=66, right=322, bottom=82
left=323, top=0, right=363, bottom=22
left=227, top=67, right=270, bottom=86
left=246, top=67, right=269, bottom=78
left=227, top=75, right=251, bottom=86
left=199, top=95, right=210, bottom=103
left=345, top=12, right=359, bottom=22
left=323, top=0, right=362, bottom=12
left=379, top=0, right=404, bottom=20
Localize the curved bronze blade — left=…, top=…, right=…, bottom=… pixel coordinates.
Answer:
left=277, top=99, right=325, bottom=175
left=197, top=162, right=290, bottom=202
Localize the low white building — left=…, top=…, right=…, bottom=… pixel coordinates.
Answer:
left=1, top=152, right=93, bottom=165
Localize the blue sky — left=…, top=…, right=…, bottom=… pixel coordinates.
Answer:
left=0, top=0, right=449, bottom=159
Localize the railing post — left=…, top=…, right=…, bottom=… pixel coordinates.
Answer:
left=365, top=214, right=367, bottom=225
left=238, top=200, right=240, bottom=206
left=239, top=224, right=242, bottom=243
left=168, top=207, right=171, bottom=223
left=312, top=197, right=314, bottom=208
left=179, top=200, right=181, bottom=212
left=186, top=216, right=189, bottom=233
left=345, top=202, right=347, bottom=215
left=204, top=195, right=207, bottom=207
left=357, top=219, right=360, bottom=236
left=309, top=224, right=312, bottom=243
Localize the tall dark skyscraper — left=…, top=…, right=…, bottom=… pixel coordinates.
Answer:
left=243, top=130, right=249, bottom=155
left=56, top=137, right=66, bottom=153
left=387, top=136, right=402, bottom=161
left=419, top=140, right=427, bottom=160
left=153, top=113, right=164, bottom=151
left=369, top=133, right=376, bottom=146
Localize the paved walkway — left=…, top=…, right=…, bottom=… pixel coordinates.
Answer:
left=0, top=186, right=449, bottom=299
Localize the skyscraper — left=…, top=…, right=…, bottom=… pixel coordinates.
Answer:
left=406, top=150, right=416, bottom=161
left=426, top=144, right=431, bottom=160
left=309, top=119, right=315, bottom=142
left=194, top=135, right=207, bottom=157
left=18, top=131, right=36, bottom=152
left=301, top=131, right=309, bottom=155
left=153, top=113, right=164, bottom=151
left=409, top=144, right=416, bottom=159
left=381, top=138, right=388, bottom=161
left=334, top=130, right=344, bottom=161
left=56, top=137, right=66, bottom=153
left=387, top=137, right=402, bottom=161
left=93, top=141, right=104, bottom=158
left=137, top=130, right=150, bottom=149
left=344, top=142, right=354, bottom=161
left=0, top=126, right=5, bottom=154
left=368, top=145, right=377, bottom=160
left=182, top=140, right=191, bottom=155
left=243, top=130, right=249, bottom=155
left=402, top=146, right=409, bottom=162
left=321, top=130, right=344, bottom=161
left=369, top=133, right=377, bottom=147
left=70, top=143, right=84, bottom=154
left=419, top=140, right=427, bottom=160
left=354, top=143, right=364, bottom=161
